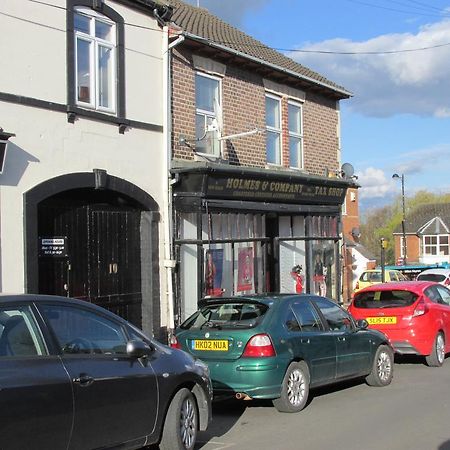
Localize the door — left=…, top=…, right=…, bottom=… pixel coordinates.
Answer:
left=288, top=300, right=337, bottom=384
left=0, top=304, right=73, bottom=450
left=89, top=208, right=142, bottom=325
left=39, top=303, right=158, bottom=449
left=313, top=297, right=371, bottom=378
left=426, top=285, right=450, bottom=351
left=38, top=194, right=144, bottom=327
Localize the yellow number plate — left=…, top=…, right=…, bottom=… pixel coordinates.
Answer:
left=193, top=340, right=229, bottom=351
left=367, top=316, right=397, bottom=325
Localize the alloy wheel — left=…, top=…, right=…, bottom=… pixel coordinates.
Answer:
left=287, top=368, right=306, bottom=406
left=377, top=350, right=392, bottom=382
left=180, top=396, right=196, bottom=449
left=437, top=334, right=445, bottom=364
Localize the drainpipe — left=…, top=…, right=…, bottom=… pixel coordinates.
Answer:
left=162, top=26, right=185, bottom=336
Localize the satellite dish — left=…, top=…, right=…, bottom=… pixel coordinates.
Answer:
left=341, top=162, right=355, bottom=179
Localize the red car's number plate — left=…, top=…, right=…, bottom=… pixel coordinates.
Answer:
left=366, top=316, right=397, bottom=325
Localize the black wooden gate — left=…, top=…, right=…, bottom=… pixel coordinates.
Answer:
left=38, top=200, right=143, bottom=327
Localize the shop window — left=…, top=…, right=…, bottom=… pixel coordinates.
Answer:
left=265, top=94, right=282, bottom=165
left=288, top=101, right=303, bottom=169
left=312, top=240, right=337, bottom=298
left=73, top=7, right=117, bottom=113
left=195, top=73, right=221, bottom=156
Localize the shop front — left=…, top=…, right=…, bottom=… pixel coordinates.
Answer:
left=171, top=162, right=352, bottom=323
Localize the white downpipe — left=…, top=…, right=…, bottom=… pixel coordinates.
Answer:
left=162, top=28, right=185, bottom=334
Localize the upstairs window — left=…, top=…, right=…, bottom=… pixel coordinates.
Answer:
left=195, top=73, right=221, bottom=155
left=74, top=7, right=116, bottom=113
left=288, top=101, right=303, bottom=169
left=265, top=95, right=281, bottom=165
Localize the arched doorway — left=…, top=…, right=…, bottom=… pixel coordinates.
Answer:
left=24, top=172, right=160, bottom=332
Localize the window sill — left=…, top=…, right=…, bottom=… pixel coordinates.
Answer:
left=67, top=106, right=127, bottom=133
left=67, top=106, right=163, bottom=134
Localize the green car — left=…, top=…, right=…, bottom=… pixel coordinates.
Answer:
left=171, top=294, right=394, bottom=413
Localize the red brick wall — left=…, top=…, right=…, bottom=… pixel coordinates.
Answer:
left=303, top=93, right=340, bottom=175
left=171, top=47, right=340, bottom=175
left=394, top=234, right=420, bottom=264
left=342, top=188, right=360, bottom=239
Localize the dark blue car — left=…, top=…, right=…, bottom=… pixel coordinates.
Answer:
left=0, top=294, right=212, bottom=450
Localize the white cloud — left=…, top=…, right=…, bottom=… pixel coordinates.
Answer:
left=183, top=0, right=270, bottom=26
left=287, top=19, right=450, bottom=118
left=357, top=167, right=393, bottom=199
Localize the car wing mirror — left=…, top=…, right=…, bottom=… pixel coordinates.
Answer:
left=356, top=319, right=369, bottom=330
left=126, top=339, right=152, bottom=359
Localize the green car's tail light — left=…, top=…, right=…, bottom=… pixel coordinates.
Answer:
left=170, top=334, right=182, bottom=349
left=242, top=334, right=276, bottom=358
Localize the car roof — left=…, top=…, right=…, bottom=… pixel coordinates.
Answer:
left=362, top=269, right=402, bottom=273
left=418, top=268, right=450, bottom=275
left=355, top=280, right=438, bottom=294
left=0, top=293, right=128, bottom=323
left=199, top=293, right=321, bottom=307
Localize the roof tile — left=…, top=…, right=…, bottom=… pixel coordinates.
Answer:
left=165, top=0, right=351, bottom=97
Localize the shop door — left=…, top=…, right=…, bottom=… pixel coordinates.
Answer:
left=38, top=202, right=142, bottom=327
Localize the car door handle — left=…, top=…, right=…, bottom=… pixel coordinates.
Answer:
left=73, top=373, right=95, bottom=387
left=300, top=338, right=310, bottom=344
left=337, top=336, right=346, bottom=342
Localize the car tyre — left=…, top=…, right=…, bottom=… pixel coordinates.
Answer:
left=425, top=332, right=445, bottom=367
left=366, top=344, right=394, bottom=387
left=272, top=361, right=310, bottom=413
left=160, top=388, right=198, bottom=450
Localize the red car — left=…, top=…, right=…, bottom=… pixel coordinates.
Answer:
left=348, top=281, right=450, bottom=367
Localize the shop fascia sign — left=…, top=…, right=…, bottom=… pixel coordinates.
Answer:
left=206, top=175, right=347, bottom=205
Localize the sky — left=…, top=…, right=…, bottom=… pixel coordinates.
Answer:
left=184, top=0, right=450, bottom=212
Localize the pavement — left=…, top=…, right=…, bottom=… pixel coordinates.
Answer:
left=194, top=355, right=450, bottom=450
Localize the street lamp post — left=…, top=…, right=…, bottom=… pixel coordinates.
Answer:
left=392, top=173, right=407, bottom=265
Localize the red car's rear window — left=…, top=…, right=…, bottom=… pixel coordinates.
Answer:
left=353, top=290, right=418, bottom=309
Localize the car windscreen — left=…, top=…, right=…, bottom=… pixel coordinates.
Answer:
left=361, top=272, right=381, bottom=282
left=353, top=290, right=418, bottom=309
left=180, top=301, right=269, bottom=330
left=417, top=273, right=446, bottom=282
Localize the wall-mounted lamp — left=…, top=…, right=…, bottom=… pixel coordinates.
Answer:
left=0, top=127, right=15, bottom=174
left=93, top=168, right=108, bottom=190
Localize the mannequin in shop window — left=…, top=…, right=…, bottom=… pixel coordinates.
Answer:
left=291, top=265, right=304, bottom=294
left=314, top=254, right=327, bottom=297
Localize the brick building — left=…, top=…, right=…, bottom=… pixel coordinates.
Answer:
left=393, top=203, right=450, bottom=266
left=341, top=187, right=376, bottom=302
left=166, top=0, right=356, bottom=321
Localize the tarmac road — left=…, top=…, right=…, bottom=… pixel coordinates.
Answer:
left=194, top=356, right=450, bottom=450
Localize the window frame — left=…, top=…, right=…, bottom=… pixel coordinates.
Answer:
left=67, top=1, right=125, bottom=121
left=423, top=234, right=449, bottom=256
left=265, top=93, right=282, bottom=166
left=195, top=71, right=222, bottom=157
left=287, top=100, right=304, bottom=170
left=74, top=6, right=117, bottom=113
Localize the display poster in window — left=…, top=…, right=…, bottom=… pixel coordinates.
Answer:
left=205, top=249, right=224, bottom=296
left=237, top=247, right=254, bottom=292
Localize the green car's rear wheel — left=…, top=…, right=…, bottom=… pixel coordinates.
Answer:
left=272, top=361, right=310, bottom=413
